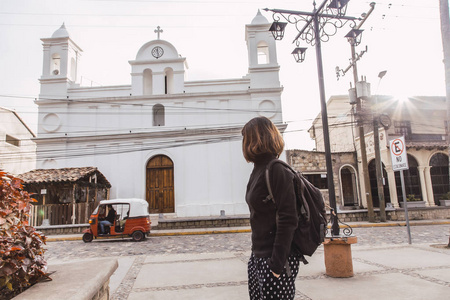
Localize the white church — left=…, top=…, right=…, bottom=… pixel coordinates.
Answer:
left=35, top=11, right=285, bottom=217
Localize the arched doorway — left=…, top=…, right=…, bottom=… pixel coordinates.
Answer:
left=146, top=155, right=174, bottom=213
left=368, top=160, right=391, bottom=207
left=395, top=154, right=422, bottom=202
left=430, top=153, right=449, bottom=205
left=340, top=166, right=358, bottom=207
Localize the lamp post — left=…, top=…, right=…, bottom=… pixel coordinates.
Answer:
left=264, top=0, right=372, bottom=236
left=336, top=2, right=376, bottom=222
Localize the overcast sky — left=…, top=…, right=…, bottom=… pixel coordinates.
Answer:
left=0, top=0, right=446, bottom=150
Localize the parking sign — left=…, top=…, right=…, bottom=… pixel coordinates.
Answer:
left=389, top=136, right=409, bottom=171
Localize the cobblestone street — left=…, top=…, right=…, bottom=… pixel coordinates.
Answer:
left=44, top=224, right=450, bottom=262
left=41, top=224, right=450, bottom=300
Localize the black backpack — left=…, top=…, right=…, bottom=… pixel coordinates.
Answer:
left=265, top=159, right=328, bottom=259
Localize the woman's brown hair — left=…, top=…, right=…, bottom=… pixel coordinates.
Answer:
left=241, top=116, right=284, bottom=162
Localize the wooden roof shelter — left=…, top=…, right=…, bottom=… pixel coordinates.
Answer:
left=19, top=167, right=111, bottom=205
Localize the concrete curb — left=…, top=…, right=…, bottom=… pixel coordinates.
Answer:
left=45, top=220, right=450, bottom=242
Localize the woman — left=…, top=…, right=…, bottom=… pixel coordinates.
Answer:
left=242, top=116, right=300, bottom=300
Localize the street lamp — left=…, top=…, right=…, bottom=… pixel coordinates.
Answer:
left=372, top=70, right=388, bottom=222
left=328, top=0, right=350, bottom=16
left=264, top=0, right=369, bottom=236
left=291, top=47, right=308, bottom=63
left=268, top=21, right=288, bottom=40
left=345, top=29, right=364, bottom=46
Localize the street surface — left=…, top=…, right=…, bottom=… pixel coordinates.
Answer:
left=44, top=225, right=450, bottom=262
left=43, top=225, right=450, bottom=300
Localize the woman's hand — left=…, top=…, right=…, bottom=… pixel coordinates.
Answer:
left=271, top=271, right=280, bottom=278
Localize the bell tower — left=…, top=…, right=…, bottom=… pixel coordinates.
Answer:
left=39, top=23, right=82, bottom=97
left=245, top=10, right=280, bottom=89
left=130, top=27, right=186, bottom=96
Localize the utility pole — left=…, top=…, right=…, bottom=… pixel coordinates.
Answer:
left=439, top=0, right=450, bottom=187
left=337, top=2, right=376, bottom=222
left=372, top=70, right=388, bottom=222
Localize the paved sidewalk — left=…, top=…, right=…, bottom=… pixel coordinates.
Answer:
left=110, top=243, right=449, bottom=300
left=43, top=221, right=450, bottom=299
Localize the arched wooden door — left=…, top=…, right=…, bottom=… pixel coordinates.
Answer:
left=146, top=155, right=174, bottom=213
left=341, top=167, right=358, bottom=207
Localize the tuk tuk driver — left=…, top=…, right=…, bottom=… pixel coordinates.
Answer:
left=99, top=205, right=116, bottom=234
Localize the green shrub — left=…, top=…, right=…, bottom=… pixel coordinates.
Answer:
left=406, top=194, right=420, bottom=202
left=0, top=171, right=48, bottom=299
left=439, top=191, right=450, bottom=200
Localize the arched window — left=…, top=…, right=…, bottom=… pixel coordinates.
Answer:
left=430, top=153, right=449, bottom=204
left=153, top=104, right=165, bottom=126
left=395, top=154, right=421, bottom=201
left=164, top=68, right=174, bottom=94
left=257, top=41, right=269, bottom=64
left=51, top=53, right=60, bottom=75
left=143, top=69, right=153, bottom=95
left=70, top=57, right=77, bottom=81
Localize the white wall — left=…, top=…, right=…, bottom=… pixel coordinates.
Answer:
left=0, top=109, right=36, bottom=175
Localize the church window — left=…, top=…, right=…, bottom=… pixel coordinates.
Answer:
left=257, top=42, right=269, bottom=64
left=164, top=68, right=174, bottom=94
left=153, top=104, right=165, bottom=126
left=394, top=121, right=412, bottom=140
left=143, top=69, right=153, bottom=95
left=51, top=53, right=61, bottom=75
left=6, top=134, right=20, bottom=147
left=70, top=57, right=76, bottom=81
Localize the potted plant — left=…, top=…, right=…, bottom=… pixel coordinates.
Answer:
left=399, top=194, right=426, bottom=208
left=0, top=171, right=48, bottom=299
left=439, top=192, right=450, bottom=207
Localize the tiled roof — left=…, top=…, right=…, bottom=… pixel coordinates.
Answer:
left=18, top=167, right=111, bottom=187
left=406, top=141, right=448, bottom=150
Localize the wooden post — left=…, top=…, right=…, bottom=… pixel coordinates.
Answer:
left=94, top=174, right=98, bottom=204
left=85, top=185, right=90, bottom=223
left=72, top=184, right=77, bottom=224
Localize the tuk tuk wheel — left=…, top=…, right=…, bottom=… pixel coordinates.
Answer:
left=82, top=232, right=93, bottom=243
left=132, top=230, right=145, bottom=242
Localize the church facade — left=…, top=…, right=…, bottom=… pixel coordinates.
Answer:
left=35, top=12, right=285, bottom=217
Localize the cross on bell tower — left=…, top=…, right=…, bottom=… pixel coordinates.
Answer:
left=154, top=26, right=163, bottom=39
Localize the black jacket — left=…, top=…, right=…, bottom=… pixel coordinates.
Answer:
left=245, top=154, right=298, bottom=274
left=105, top=209, right=116, bottom=223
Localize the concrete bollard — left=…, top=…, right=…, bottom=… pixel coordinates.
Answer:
left=323, top=236, right=357, bottom=278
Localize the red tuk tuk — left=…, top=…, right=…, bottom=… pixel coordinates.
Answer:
left=82, top=198, right=151, bottom=242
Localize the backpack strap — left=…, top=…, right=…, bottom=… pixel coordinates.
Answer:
left=264, top=159, right=293, bottom=204
left=264, top=165, right=275, bottom=204
left=264, top=159, right=310, bottom=221
left=264, top=159, right=310, bottom=270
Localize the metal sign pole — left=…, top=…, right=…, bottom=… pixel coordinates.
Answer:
left=399, top=170, right=412, bottom=244
left=389, top=136, right=412, bottom=244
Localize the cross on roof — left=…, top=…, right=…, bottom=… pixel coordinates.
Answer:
left=154, top=26, right=163, bottom=40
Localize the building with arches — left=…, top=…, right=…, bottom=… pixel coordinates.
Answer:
left=34, top=12, right=285, bottom=217
left=298, top=95, right=449, bottom=212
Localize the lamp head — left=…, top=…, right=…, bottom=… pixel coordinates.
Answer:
left=329, top=0, right=350, bottom=16
left=345, top=29, right=364, bottom=46
left=378, top=70, right=387, bottom=79
left=291, top=47, right=307, bottom=63
left=269, top=21, right=287, bottom=40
